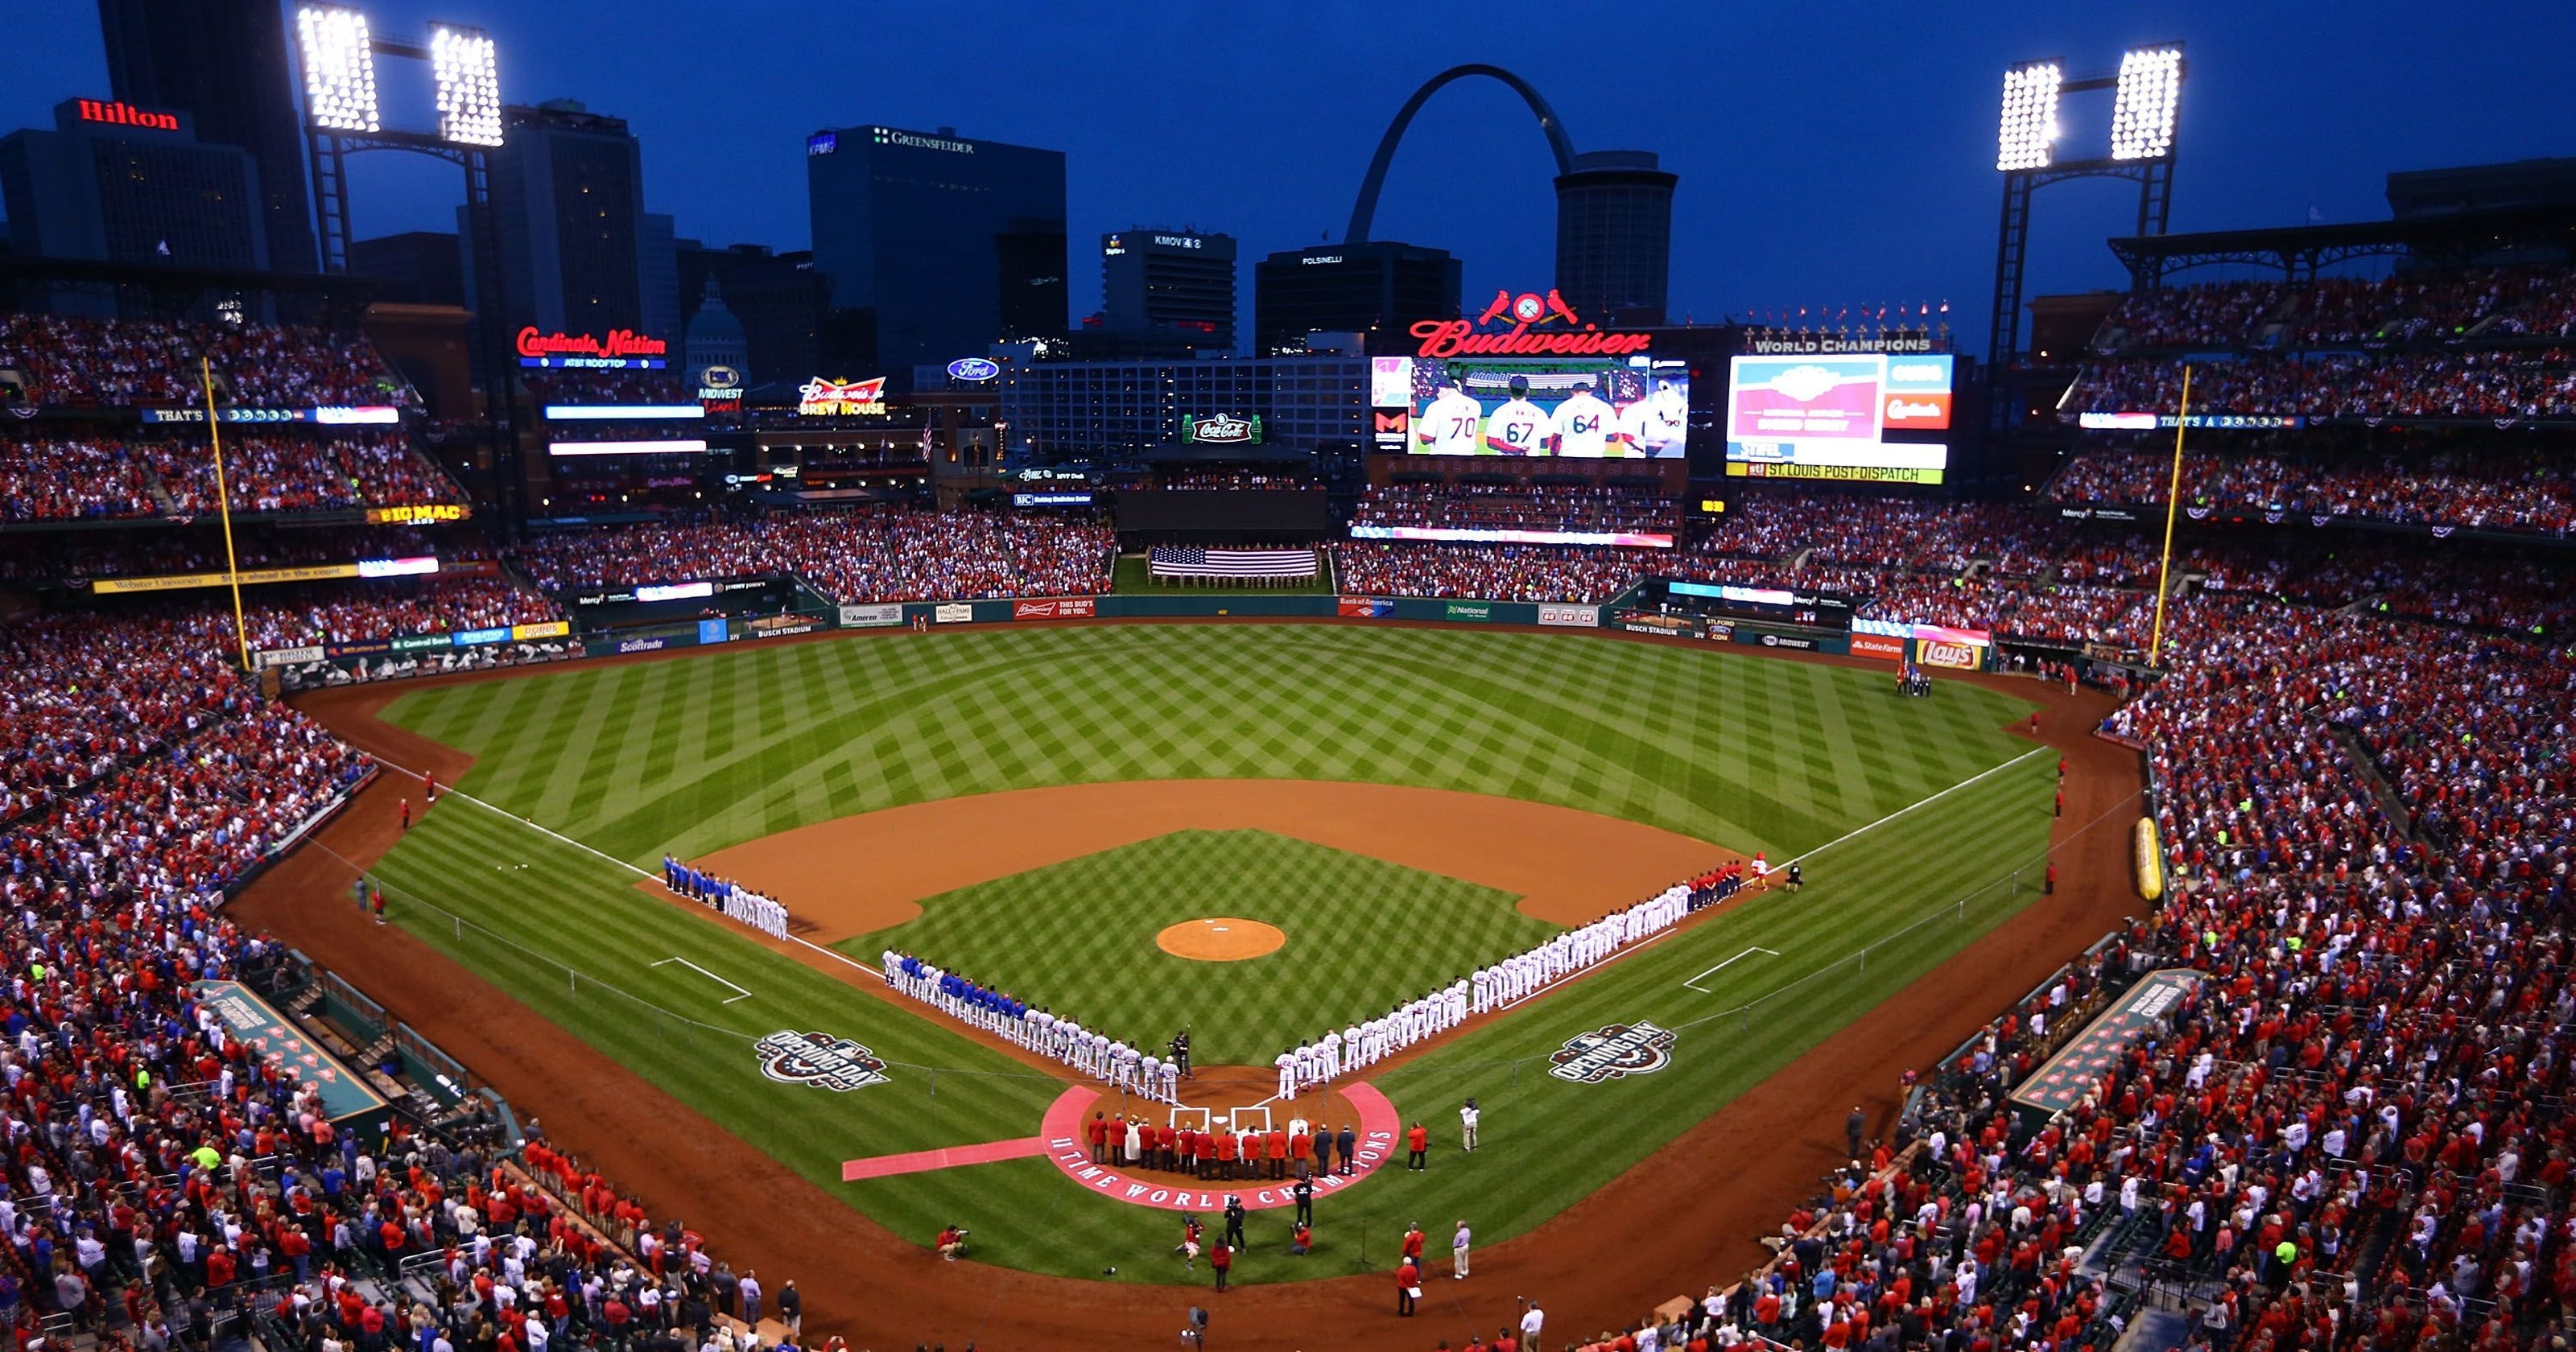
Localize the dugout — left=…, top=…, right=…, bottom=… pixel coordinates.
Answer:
left=190, top=979, right=394, bottom=1142
left=2005, top=968, right=2202, bottom=1128
left=559, top=572, right=831, bottom=636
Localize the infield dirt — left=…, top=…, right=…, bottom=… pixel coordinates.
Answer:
left=234, top=624, right=2141, bottom=1352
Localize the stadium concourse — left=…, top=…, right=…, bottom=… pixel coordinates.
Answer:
left=0, top=297, right=2568, bottom=1352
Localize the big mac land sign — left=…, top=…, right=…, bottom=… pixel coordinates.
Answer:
left=1410, top=287, right=1653, bottom=359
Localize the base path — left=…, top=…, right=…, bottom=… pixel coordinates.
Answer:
left=246, top=635, right=2142, bottom=1352
left=690, top=780, right=1738, bottom=939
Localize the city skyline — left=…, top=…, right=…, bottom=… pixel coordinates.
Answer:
left=2, top=0, right=2570, bottom=349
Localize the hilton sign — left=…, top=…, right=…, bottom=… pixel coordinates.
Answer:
left=75, top=99, right=180, bottom=132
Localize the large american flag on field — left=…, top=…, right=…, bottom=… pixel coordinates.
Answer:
left=1149, top=546, right=1319, bottom=579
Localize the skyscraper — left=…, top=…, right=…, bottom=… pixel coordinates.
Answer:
left=805, top=124, right=1067, bottom=379
left=97, top=0, right=316, bottom=272
left=1099, top=229, right=1236, bottom=353
left=1253, top=241, right=1460, bottom=356
left=460, top=100, right=678, bottom=341
left=1, top=99, right=269, bottom=273
left=1554, top=150, right=1676, bottom=325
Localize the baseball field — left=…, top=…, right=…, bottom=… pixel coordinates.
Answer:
left=353, top=622, right=2057, bottom=1285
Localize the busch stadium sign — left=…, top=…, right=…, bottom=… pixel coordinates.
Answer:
left=1548, top=1020, right=1677, bottom=1084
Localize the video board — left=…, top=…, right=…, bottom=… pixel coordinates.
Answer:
left=1373, top=355, right=1690, bottom=459
left=1722, top=353, right=1954, bottom=484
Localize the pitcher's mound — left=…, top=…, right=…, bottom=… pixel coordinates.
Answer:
left=1156, top=917, right=1285, bottom=962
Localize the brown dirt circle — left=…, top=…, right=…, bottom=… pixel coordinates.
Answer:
left=237, top=618, right=2146, bottom=1352
left=1157, top=917, right=1286, bottom=961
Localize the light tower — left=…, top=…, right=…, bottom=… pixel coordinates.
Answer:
left=293, top=4, right=524, bottom=530
left=1986, top=43, right=2185, bottom=376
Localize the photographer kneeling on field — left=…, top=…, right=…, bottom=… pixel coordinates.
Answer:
left=936, top=1224, right=969, bottom=1261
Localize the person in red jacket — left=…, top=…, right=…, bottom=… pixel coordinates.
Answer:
left=1397, top=1259, right=1421, bottom=1317
left=1209, top=1239, right=1232, bottom=1292
left=1264, top=1127, right=1288, bottom=1179
left=1407, top=1121, right=1430, bottom=1170
left=1214, top=1128, right=1240, bottom=1180
left=1087, top=1112, right=1111, bottom=1164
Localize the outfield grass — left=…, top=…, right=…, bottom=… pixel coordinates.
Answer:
left=845, top=829, right=1555, bottom=1064
left=1113, top=554, right=1337, bottom=594
left=365, top=623, right=2050, bottom=1284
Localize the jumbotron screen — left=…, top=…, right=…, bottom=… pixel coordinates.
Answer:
left=1374, top=356, right=1690, bottom=458
left=1722, top=353, right=1953, bottom=484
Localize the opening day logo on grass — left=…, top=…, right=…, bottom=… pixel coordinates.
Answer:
left=1548, top=1021, right=1678, bottom=1084
left=755, top=1030, right=892, bottom=1091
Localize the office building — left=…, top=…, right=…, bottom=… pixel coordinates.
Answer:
left=1099, top=229, right=1236, bottom=352
left=682, top=275, right=749, bottom=375
left=675, top=241, right=832, bottom=387
left=805, top=124, right=1067, bottom=379
left=2385, top=158, right=2576, bottom=218
left=462, top=100, right=678, bottom=341
left=352, top=231, right=466, bottom=307
left=97, top=0, right=315, bottom=272
left=1253, top=241, right=1460, bottom=357
left=1000, top=353, right=1370, bottom=460
left=1554, top=150, right=1676, bottom=325
left=0, top=98, right=268, bottom=271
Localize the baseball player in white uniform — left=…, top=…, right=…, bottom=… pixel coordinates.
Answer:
left=1550, top=381, right=1616, bottom=457
left=1274, top=1049, right=1298, bottom=1101
left=1481, top=376, right=1549, bottom=455
left=1633, top=377, right=1689, bottom=456
left=1415, top=379, right=1486, bottom=455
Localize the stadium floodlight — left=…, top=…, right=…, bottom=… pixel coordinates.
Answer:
left=1996, top=61, right=2062, bottom=172
left=430, top=23, right=504, bottom=147
left=295, top=5, right=380, bottom=134
left=2109, top=45, right=2183, bottom=161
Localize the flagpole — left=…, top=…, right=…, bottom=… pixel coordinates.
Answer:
left=203, top=356, right=251, bottom=670
left=2146, top=365, right=2192, bottom=666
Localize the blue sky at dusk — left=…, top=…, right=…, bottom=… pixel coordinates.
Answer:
left=6, top=0, right=2570, bottom=346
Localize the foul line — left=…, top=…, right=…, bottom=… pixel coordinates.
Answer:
left=1778, top=744, right=2052, bottom=872
left=366, top=758, right=886, bottom=979
left=651, top=956, right=752, bottom=1004
left=1683, top=946, right=1780, bottom=993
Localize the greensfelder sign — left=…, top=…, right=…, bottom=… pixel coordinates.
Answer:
left=1444, top=601, right=1494, bottom=622
left=190, top=979, right=390, bottom=1125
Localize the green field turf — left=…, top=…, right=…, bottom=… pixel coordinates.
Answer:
left=1113, top=554, right=1336, bottom=593
left=361, top=623, right=2054, bottom=1289
left=848, top=828, right=1555, bottom=1064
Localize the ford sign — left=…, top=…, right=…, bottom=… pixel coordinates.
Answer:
left=947, top=357, right=1001, bottom=382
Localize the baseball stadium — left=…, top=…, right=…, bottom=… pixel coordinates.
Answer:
left=2, top=12, right=2570, bottom=1352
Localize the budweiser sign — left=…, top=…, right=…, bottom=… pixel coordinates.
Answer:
left=515, top=328, right=667, bottom=359
left=797, top=377, right=888, bottom=417
left=1412, top=287, right=1652, bottom=359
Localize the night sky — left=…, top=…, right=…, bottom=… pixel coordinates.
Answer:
left=6, top=0, right=2570, bottom=347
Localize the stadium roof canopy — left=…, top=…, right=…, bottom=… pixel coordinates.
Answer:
left=2110, top=200, right=2576, bottom=284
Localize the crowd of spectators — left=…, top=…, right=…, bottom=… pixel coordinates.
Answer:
left=1331, top=541, right=1649, bottom=604
left=510, top=509, right=1116, bottom=604
left=1351, top=483, right=1680, bottom=535
left=0, top=526, right=491, bottom=583
left=2092, top=266, right=2576, bottom=352
left=2072, top=350, right=2576, bottom=421
left=0, top=608, right=263, bottom=821
left=237, top=575, right=564, bottom=650
left=0, top=314, right=414, bottom=408
left=149, top=433, right=463, bottom=515
left=0, top=438, right=160, bottom=520
left=1133, top=469, right=1314, bottom=491
left=2048, top=443, right=2576, bottom=535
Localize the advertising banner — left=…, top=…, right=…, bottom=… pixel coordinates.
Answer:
left=745, top=615, right=821, bottom=638
left=1613, top=611, right=1698, bottom=637
left=94, top=563, right=363, bottom=595
left=1850, top=633, right=1908, bottom=662
left=840, top=603, right=905, bottom=628
left=608, top=634, right=674, bottom=655
left=1537, top=604, right=1600, bottom=628
left=512, top=620, right=572, bottom=641
left=1349, top=524, right=1674, bottom=549
left=1337, top=596, right=1394, bottom=619
left=697, top=618, right=731, bottom=646
left=325, top=640, right=390, bottom=659
left=1726, top=355, right=1884, bottom=444
left=1012, top=597, right=1098, bottom=620
left=390, top=635, right=448, bottom=653
left=934, top=603, right=975, bottom=624
left=450, top=627, right=511, bottom=647
left=257, top=645, right=325, bottom=669
left=1912, top=625, right=1991, bottom=670
left=1443, top=601, right=1494, bottom=622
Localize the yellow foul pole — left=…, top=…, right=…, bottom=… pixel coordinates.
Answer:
left=203, top=356, right=251, bottom=670
left=2146, top=365, right=2192, bottom=665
